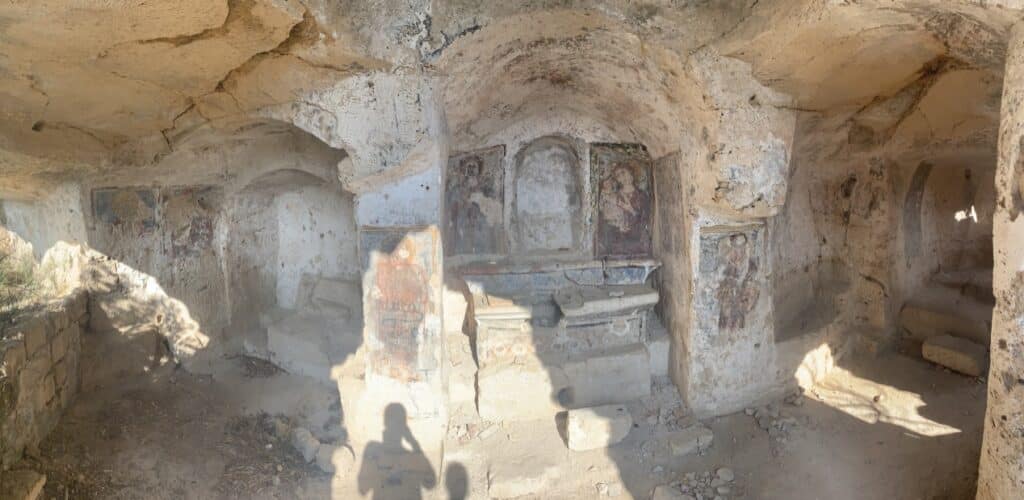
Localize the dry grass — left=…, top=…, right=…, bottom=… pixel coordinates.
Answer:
left=0, top=247, right=44, bottom=324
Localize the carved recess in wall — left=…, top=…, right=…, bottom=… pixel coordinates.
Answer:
left=698, top=225, right=763, bottom=332
left=445, top=146, right=506, bottom=256
left=90, top=185, right=228, bottom=332
left=512, top=137, right=582, bottom=255
left=591, top=143, right=654, bottom=258
left=360, top=227, right=441, bottom=383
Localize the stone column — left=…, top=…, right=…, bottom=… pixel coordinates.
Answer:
left=977, top=21, right=1024, bottom=500
left=342, top=138, right=450, bottom=461
left=676, top=49, right=796, bottom=417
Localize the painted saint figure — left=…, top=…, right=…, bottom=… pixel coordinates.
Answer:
left=371, top=237, right=429, bottom=381
left=598, top=162, right=652, bottom=255
left=716, top=233, right=760, bottom=331
left=446, top=152, right=503, bottom=255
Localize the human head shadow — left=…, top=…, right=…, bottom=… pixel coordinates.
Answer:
left=357, top=403, right=436, bottom=500
left=444, top=462, right=468, bottom=500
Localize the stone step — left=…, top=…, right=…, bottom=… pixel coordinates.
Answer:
left=477, top=343, right=652, bottom=421
left=899, top=304, right=990, bottom=345
left=922, top=334, right=988, bottom=377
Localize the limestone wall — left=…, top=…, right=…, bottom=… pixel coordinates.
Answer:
left=976, top=20, right=1024, bottom=500
left=80, top=127, right=358, bottom=366
left=0, top=289, right=88, bottom=469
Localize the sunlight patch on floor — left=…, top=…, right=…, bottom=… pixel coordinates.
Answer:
left=808, top=366, right=961, bottom=437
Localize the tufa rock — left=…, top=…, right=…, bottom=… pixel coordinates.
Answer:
left=566, top=404, right=632, bottom=451
left=0, top=469, right=46, bottom=500
left=291, top=427, right=320, bottom=463
left=668, top=424, right=714, bottom=456
left=922, top=334, right=988, bottom=377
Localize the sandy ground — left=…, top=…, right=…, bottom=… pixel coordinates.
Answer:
left=20, top=337, right=986, bottom=500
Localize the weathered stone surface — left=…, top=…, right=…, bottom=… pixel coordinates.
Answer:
left=478, top=362, right=566, bottom=421
left=900, top=305, right=989, bottom=345
left=65, top=289, right=88, bottom=320
left=1, top=338, right=26, bottom=376
left=34, top=374, right=55, bottom=412
left=647, top=318, right=671, bottom=378
left=291, top=427, right=320, bottom=463
left=267, top=314, right=332, bottom=381
left=922, top=334, right=987, bottom=377
left=668, top=424, right=714, bottom=457
left=566, top=404, right=632, bottom=451
left=47, top=307, right=70, bottom=333
left=564, top=344, right=651, bottom=408
left=0, top=469, right=45, bottom=500
left=18, top=353, right=49, bottom=404
left=50, top=327, right=70, bottom=362
left=17, top=318, right=48, bottom=357
left=52, top=360, right=67, bottom=387
left=651, top=484, right=692, bottom=500
left=487, top=454, right=561, bottom=499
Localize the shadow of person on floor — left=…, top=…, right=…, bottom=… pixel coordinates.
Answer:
left=445, top=462, right=468, bottom=500
left=357, top=403, right=436, bottom=500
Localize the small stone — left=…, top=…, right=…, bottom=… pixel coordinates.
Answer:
left=291, top=427, right=320, bottom=463
left=668, top=424, right=714, bottom=456
left=652, top=465, right=664, bottom=474
left=716, top=468, right=734, bottom=482
left=743, top=408, right=755, bottom=416
left=567, top=404, right=632, bottom=451
left=717, top=486, right=731, bottom=494
left=756, top=416, right=771, bottom=430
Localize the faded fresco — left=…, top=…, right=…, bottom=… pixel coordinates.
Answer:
left=160, top=186, right=227, bottom=334
left=361, top=227, right=440, bottom=382
left=592, top=143, right=654, bottom=258
left=162, top=186, right=220, bottom=257
left=445, top=146, right=505, bottom=256
left=699, top=226, right=763, bottom=332
left=513, top=137, right=582, bottom=254
left=92, top=188, right=157, bottom=233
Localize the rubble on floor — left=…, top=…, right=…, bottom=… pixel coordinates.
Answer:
left=744, top=400, right=806, bottom=457
left=667, top=424, right=715, bottom=457
left=652, top=467, right=737, bottom=500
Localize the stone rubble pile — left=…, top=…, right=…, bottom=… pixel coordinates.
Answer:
left=744, top=399, right=807, bottom=457
left=652, top=467, right=737, bottom=500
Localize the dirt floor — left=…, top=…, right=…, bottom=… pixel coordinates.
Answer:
left=19, top=336, right=986, bottom=500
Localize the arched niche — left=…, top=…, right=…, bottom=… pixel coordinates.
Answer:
left=510, top=136, right=584, bottom=256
